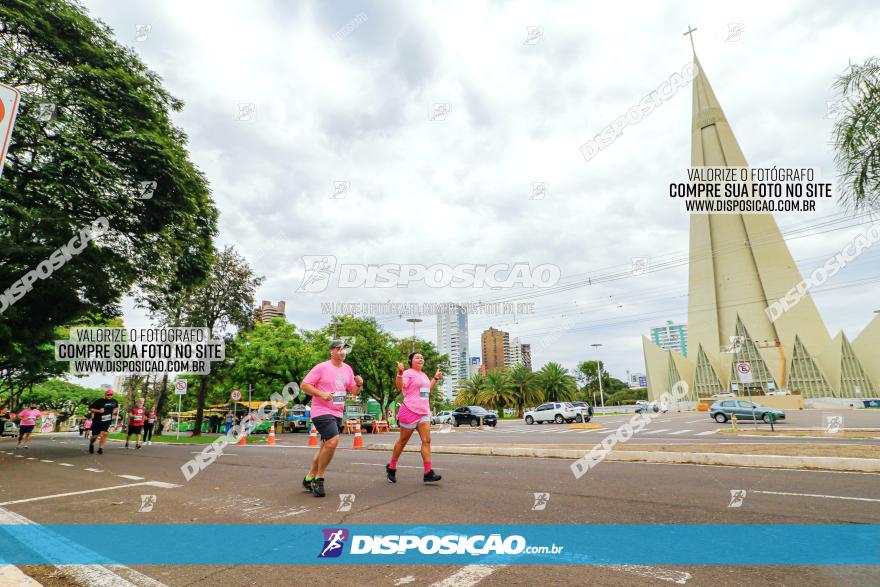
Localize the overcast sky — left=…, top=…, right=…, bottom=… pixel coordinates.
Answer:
left=77, top=0, right=880, bottom=389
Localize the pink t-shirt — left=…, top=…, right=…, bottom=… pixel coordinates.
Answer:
left=18, top=409, right=41, bottom=426
left=303, top=360, right=357, bottom=418
left=401, top=369, right=431, bottom=415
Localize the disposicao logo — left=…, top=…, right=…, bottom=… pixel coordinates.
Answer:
left=319, top=528, right=349, bottom=558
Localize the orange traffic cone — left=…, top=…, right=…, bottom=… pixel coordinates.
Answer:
left=237, top=431, right=247, bottom=445
left=308, top=424, right=318, bottom=447
left=267, top=423, right=276, bottom=446
left=353, top=421, right=364, bottom=449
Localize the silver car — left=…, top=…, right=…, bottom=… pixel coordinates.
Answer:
left=431, top=410, right=454, bottom=425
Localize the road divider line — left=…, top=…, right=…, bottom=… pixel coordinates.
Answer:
left=695, top=431, right=717, bottom=436
left=0, top=481, right=180, bottom=506
left=84, top=468, right=104, bottom=473
left=59, top=463, right=74, bottom=466
left=429, top=564, right=503, bottom=587
left=667, top=430, right=693, bottom=435
left=751, top=490, right=880, bottom=502
left=0, top=505, right=168, bottom=586
left=40, top=460, right=54, bottom=463
left=117, top=475, right=144, bottom=480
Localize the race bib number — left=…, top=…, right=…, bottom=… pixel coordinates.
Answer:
left=101, top=414, right=112, bottom=422
left=420, top=387, right=430, bottom=400
left=332, top=391, right=346, bottom=405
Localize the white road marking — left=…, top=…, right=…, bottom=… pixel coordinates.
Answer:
left=430, top=564, right=503, bottom=587
left=15, top=454, right=24, bottom=458
left=0, top=481, right=180, bottom=506
left=643, top=429, right=670, bottom=434
left=84, top=468, right=104, bottom=473
left=59, top=463, right=74, bottom=466
left=0, top=506, right=168, bottom=586
left=40, top=459, right=54, bottom=463
left=26, top=457, right=36, bottom=460
left=695, top=430, right=717, bottom=436
left=686, top=419, right=707, bottom=423
left=751, top=490, right=880, bottom=503
left=0, top=564, right=41, bottom=586
left=117, top=475, right=144, bottom=480
left=605, top=564, right=692, bottom=584
left=667, top=430, right=693, bottom=435
left=394, top=576, right=417, bottom=585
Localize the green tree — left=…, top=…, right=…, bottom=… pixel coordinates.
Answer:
left=213, top=319, right=321, bottom=405
left=182, top=246, right=263, bottom=435
left=0, top=0, right=217, bottom=392
left=832, top=57, right=880, bottom=211
left=23, top=379, right=101, bottom=430
left=477, top=369, right=515, bottom=414
left=455, top=372, right=485, bottom=406
left=536, top=362, right=577, bottom=402
left=508, top=363, right=542, bottom=417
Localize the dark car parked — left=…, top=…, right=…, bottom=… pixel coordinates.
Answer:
left=451, top=406, right=497, bottom=427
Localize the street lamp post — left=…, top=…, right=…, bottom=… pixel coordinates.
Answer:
left=406, top=318, right=423, bottom=353
left=591, top=343, right=605, bottom=410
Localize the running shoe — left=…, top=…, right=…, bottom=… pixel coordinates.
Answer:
left=311, top=477, right=326, bottom=498
left=423, top=469, right=442, bottom=483
left=89, top=443, right=94, bottom=454
left=302, top=476, right=313, bottom=491
left=97, top=448, right=103, bottom=455
left=136, top=444, right=141, bottom=449
left=386, top=464, right=397, bottom=483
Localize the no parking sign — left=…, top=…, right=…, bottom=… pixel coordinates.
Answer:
left=736, top=362, right=753, bottom=384
left=175, top=380, right=188, bottom=395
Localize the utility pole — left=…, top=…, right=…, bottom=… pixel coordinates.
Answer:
left=591, top=343, right=605, bottom=409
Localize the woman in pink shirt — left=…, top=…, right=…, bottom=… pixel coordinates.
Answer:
left=386, top=352, right=443, bottom=483
left=16, top=403, right=42, bottom=449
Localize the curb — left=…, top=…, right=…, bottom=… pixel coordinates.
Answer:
left=367, top=444, right=880, bottom=473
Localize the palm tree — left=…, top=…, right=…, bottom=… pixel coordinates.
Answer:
left=832, top=57, right=880, bottom=211
left=508, top=363, right=542, bottom=417
left=477, top=369, right=515, bottom=414
left=536, top=362, right=577, bottom=403
left=454, top=372, right=485, bottom=407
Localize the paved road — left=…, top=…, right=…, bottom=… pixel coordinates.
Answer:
left=1, top=431, right=879, bottom=586
left=413, top=409, right=880, bottom=446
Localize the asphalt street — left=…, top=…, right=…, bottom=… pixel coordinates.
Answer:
left=1, top=421, right=879, bottom=586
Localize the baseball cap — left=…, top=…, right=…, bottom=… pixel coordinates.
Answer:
left=105, top=389, right=114, bottom=395
left=329, top=339, right=352, bottom=351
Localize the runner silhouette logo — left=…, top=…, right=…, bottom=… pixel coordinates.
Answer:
left=319, top=528, right=349, bottom=558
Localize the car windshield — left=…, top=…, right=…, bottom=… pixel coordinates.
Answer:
left=469, top=407, right=490, bottom=415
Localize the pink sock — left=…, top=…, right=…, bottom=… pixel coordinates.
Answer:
left=389, top=456, right=398, bottom=470
left=424, top=460, right=432, bottom=474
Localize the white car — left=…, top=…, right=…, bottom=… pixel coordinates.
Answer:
left=524, top=402, right=583, bottom=424
left=766, top=390, right=791, bottom=396
left=431, top=410, right=454, bottom=425
left=712, top=392, right=736, bottom=399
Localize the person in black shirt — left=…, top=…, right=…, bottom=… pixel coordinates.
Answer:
left=88, top=389, right=119, bottom=455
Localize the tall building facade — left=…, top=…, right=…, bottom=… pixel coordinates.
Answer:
left=481, top=327, right=509, bottom=371
left=255, top=300, right=286, bottom=323
left=505, top=337, right=532, bottom=370
left=650, top=320, right=688, bottom=357
left=521, top=343, right=532, bottom=371
left=468, top=356, right=482, bottom=377
left=436, top=305, right=469, bottom=399
left=642, top=52, right=877, bottom=401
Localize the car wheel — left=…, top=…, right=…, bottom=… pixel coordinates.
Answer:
left=470, top=419, right=479, bottom=427
left=525, top=416, right=534, bottom=425
left=575, top=414, right=583, bottom=423
left=585, top=416, right=591, bottom=423
left=761, top=413, right=771, bottom=423
left=453, top=419, right=459, bottom=427
left=554, top=414, right=564, bottom=424
left=714, top=413, right=728, bottom=423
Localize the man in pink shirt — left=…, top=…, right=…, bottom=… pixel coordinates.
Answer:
left=16, top=403, right=42, bottom=449
left=300, top=339, right=363, bottom=498
left=386, top=352, right=442, bottom=483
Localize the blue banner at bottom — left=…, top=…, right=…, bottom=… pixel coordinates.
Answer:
left=0, top=524, right=877, bottom=565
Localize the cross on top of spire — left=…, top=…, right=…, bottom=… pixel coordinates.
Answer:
left=683, top=25, right=697, bottom=53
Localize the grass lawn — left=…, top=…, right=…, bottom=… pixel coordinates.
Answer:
left=106, top=433, right=268, bottom=444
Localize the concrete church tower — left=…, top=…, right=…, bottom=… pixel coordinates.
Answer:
left=642, top=44, right=875, bottom=402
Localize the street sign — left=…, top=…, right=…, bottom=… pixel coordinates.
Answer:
left=736, top=362, right=753, bottom=384
left=0, top=83, right=22, bottom=181
left=230, top=389, right=242, bottom=401
left=175, top=380, right=188, bottom=395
